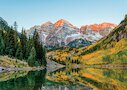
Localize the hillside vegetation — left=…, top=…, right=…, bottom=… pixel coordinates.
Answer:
left=0, top=17, right=47, bottom=67
left=48, top=15, right=127, bottom=66
left=0, top=56, right=29, bottom=68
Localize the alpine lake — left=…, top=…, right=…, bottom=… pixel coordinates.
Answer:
left=0, top=63, right=127, bottom=90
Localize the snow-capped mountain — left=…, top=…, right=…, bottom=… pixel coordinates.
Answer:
left=26, top=20, right=117, bottom=48
left=45, top=19, right=79, bottom=46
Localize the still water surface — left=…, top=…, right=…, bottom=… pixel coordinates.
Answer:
left=0, top=67, right=127, bottom=90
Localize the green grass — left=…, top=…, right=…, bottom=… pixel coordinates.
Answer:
left=0, top=55, right=29, bottom=68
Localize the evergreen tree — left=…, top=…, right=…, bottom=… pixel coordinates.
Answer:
left=13, top=22, right=18, bottom=52
left=41, top=46, right=47, bottom=66
left=20, top=28, right=27, bottom=59
left=25, top=37, right=33, bottom=60
left=5, top=29, right=16, bottom=56
left=32, top=30, right=47, bottom=66
left=0, top=17, right=47, bottom=67
left=33, top=30, right=41, bottom=65
left=14, top=21, right=18, bottom=31
left=0, top=34, right=5, bottom=55
left=15, top=47, right=23, bottom=60
left=28, top=47, right=36, bottom=66
left=15, top=42, right=23, bottom=60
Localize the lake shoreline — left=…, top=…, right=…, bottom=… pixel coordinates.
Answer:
left=0, top=59, right=64, bottom=73
left=80, top=64, right=127, bottom=69
left=0, top=66, right=46, bottom=73
left=1, top=64, right=127, bottom=73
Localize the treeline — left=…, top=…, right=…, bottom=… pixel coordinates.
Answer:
left=0, top=17, right=47, bottom=67
left=49, top=55, right=81, bottom=65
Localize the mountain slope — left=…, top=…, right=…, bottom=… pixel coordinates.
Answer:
left=80, top=22, right=116, bottom=34
left=80, top=23, right=117, bottom=42
left=67, top=38, right=92, bottom=48
left=80, top=15, right=127, bottom=56
left=48, top=15, right=127, bottom=65
left=46, top=19, right=79, bottom=47
left=27, top=19, right=116, bottom=48
left=74, top=15, right=127, bottom=65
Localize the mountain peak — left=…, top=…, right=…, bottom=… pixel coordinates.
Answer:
left=54, top=19, right=74, bottom=27
left=41, top=21, right=53, bottom=27
left=81, top=22, right=117, bottom=32
left=101, top=22, right=117, bottom=27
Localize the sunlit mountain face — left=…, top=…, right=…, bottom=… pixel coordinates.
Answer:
left=81, top=22, right=116, bottom=32
left=48, top=15, right=127, bottom=67
left=80, top=22, right=117, bottom=36
left=54, top=19, right=76, bottom=28
left=26, top=19, right=117, bottom=49
left=1, top=0, right=127, bottom=90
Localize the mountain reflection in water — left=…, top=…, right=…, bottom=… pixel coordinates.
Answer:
left=0, top=67, right=127, bottom=90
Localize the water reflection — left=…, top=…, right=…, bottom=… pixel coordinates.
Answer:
left=47, top=67, right=127, bottom=90
left=0, top=70, right=46, bottom=90
left=0, top=67, right=127, bottom=90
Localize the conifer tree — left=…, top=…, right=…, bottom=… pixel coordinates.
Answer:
left=32, top=29, right=47, bottom=66
left=0, top=34, right=5, bottom=55
left=15, top=46, right=23, bottom=60
left=0, top=17, right=47, bottom=67
left=28, top=47, right=36, bottom=66
left=41, top=46, right=47, bottom=66
left=5, top=29, right=15, bottom=56
left=20, top=28, right=27, bottom=59
left=14, top=21, right=18, bottom=31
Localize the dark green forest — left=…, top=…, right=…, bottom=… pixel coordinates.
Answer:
left=0, top=17, right=47, bottom=67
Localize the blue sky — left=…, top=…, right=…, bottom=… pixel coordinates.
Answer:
left=0, top=0, right=127, bottom=31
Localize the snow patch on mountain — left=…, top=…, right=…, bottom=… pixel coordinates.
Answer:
left=26, top=19, right=117, bottom=48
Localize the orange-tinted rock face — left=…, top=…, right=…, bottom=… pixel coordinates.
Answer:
left=54, top=19, right=74, bottom=28
left=81, top=22, right=117, bottom=32
left=27, top=19, right=117, bottom=47
left=54, top=19, right=64, bottom=27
